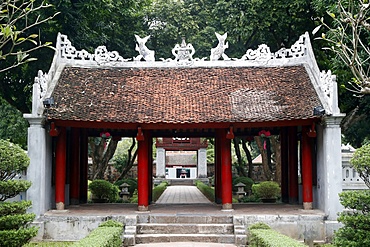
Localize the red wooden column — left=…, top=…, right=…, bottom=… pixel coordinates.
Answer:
left=55, top=127, right=67, bottom=210
left=214, top=130, right=222, bottom=204
left=302, top=126, right=313, bottom=210
left=70, top=128, right=80, bottom=205
left=280, top=128, right=289, bottom=203
left=288, top=126, right=299, bottom=204
left=137, top=128, right=149, bottom=211
left=79, top=129, right=88, bottom=203
left=220, top=129, right=233, bottom=210
left=148, top=133, right=153, bottom=204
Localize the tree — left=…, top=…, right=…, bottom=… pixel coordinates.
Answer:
left=0, top=139, right=38, bottom=247
left=315, top=0, right=370, bottom=94
left=0, top=0, right=57, bottom=73
left=112, top=138, right=138, bottom=182
left=88, top=136, right=119, bottom=180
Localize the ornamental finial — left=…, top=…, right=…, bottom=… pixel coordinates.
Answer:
left=134, top=35, right=155, bottom=62
left=210, top=32, right=230, bottom=61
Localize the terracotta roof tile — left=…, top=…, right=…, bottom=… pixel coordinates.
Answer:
left=48, top=66, right=321, bottom=124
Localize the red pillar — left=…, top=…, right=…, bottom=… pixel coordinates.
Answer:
left=288, top=126, right=299, bottom=204
left=79, top=129, right=88, bottom=203
left=215, top=130, right=222, bottom=204
left=220, top=129, right=233, bottom=210
left=280, top=128, right=289, bottom=203
left=148, top=134, right=153, bottom=204
left=302, top=126, right=313, bottom=210
left=137, top=130, right=149, bottom=211
left=55, top=127, right=67, bottom=210
left=70, top=128, right=80, bottom=205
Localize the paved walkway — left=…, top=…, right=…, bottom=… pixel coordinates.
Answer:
left=134, top=243, right=237, bottom=247
left=156, top=185, right=212, bottom=204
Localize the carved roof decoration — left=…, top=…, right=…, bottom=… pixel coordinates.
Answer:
left=28, top=31, right=342, bottom=123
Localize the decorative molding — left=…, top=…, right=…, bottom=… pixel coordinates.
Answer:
left=210, top=32, right=230, bottom=61
left=34, top=70, right=48, bottom=100
left=134, top=35, right=155, bottom=62
left=320, top=70, right=335, bottom=104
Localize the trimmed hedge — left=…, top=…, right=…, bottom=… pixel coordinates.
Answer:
left=152, top=181, right=168, bottom=201
left=71, top=220, right=123, bottom=247
left=248, top=223, right=305, bottom=247
left=195, top=180, right=214, bottom=202
left=0, top=227, right=39, bottom=247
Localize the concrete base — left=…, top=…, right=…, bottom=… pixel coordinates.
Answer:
left=222, top=203, right=233, bottom=210
left=303, top=202, right=313, bottom=210
left=138, top=205, right=149, bottom=211
left=56, top=202, right=65, bottom=210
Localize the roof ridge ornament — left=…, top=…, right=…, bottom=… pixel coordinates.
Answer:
left=210, top=32, right=230, bottom=61
left=172, top=37, right=196, bottom=65
left=134, top=35, right=155, bottom=62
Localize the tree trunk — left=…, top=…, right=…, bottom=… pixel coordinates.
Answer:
left=270, top=136, right=281, bottom=185
left=241, top=138, right=253, bottom=179
left=254, top=136, right=272, bottom=180
left=114, top=137, right=138, bottom=182
left=88, top=137, right=119, bottom=180
left=233, top=137, right=247, bottom=177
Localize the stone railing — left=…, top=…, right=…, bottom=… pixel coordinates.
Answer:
left=342, top=146, right=368, bottom=190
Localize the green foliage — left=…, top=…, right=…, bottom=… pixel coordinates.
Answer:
left=24, top=242, right=74, bottom=246
left=233, top=177, right=254, bottom=192
left=333, top=190, right=370, bottom=246
left=249, top=229, right=306, bottom=247
left=248, top=222, right=271, bottom=230
left=152, top=181, right=168, bottom=202
left=0, top=180, right=31, bottom=201
left=253, top=181, right=281, bottom=199
left=71, top=221, right=123, bottom=247
left=195, top=180, right=214, bottom=202
left=0, top=227, right=39, bottom=247
left=350, top=144, right=370, bottom=188
left=89, top=180, right=118, bottom=202
left=0, top=139, right=29, bottom=181
left=99, top=220, right=124, bottom=228
left=0, top=99, right=28, bottom=148
left=0, top=213, right=36, bottom=230
left=0, top=200, right=31, bottom=215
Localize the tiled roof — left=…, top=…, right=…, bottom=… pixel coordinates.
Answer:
left=47, top=66, right=321, bottom=124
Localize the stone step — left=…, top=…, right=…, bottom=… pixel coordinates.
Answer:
left=135, top=233, right=236, bottom=244
left=137, top=223, right=234, bottom=234
left=137, top=215, right=233, bottom=224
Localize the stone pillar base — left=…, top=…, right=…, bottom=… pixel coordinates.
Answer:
left=222, top=203, right=233, bottom=210
left=56, top=202, right=65, bottom=210
left=138, top=205, right=149, bottom=211
left=303, top=202, right=313, bottom=210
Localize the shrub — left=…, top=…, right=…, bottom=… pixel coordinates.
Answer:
left=71, top=220, right=123, bottom=247
left=253, top=181, right=280, bottom=199
left=350, top=143, right=370, bottom=188
left=248, top=222, right=271, bottom=230
left=233, top=177, right=254, bottom=193
left=195, top=180, right=214, bottom=202
left=89, top=180, right=118, bottom=203
left=249, top=228, right=306, bottom=247
left=152, top=181, right=168, bottom=201
left=0, top=139, right=37, bottom=246
left=333, top=190, right=370, bottom=247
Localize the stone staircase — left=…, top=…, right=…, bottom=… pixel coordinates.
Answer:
left=123, top=214, right=247, bottom=246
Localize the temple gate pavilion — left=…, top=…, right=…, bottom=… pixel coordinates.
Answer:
left=24, top=32, right=344, bottom=220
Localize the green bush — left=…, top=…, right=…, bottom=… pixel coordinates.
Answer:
left=333, top=190, right=370, bottom=247
left=89, top=180, right=118, bottom=203
left=71, top=220, right=123, bottom=247
left=233, top=177, right=254, bottom=193
left=0, top=227, right=39, bottom=247
left=253, top=181, right=281, bottom=199
left=0, top=139, right=37, bottom=246
left=195, top=180, right=214, bottom=202
left=248, top=222, right=271, bottom=230
left=350, top=143, right=370, bottom=188
left=249, top=229, right=306, bottom=247
left=152, top=181, right=168, bottom=201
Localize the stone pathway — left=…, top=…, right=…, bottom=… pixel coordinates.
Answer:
left=134, top=243, right=237, bottom=247
left=156, top=185, right=212, bottom=204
